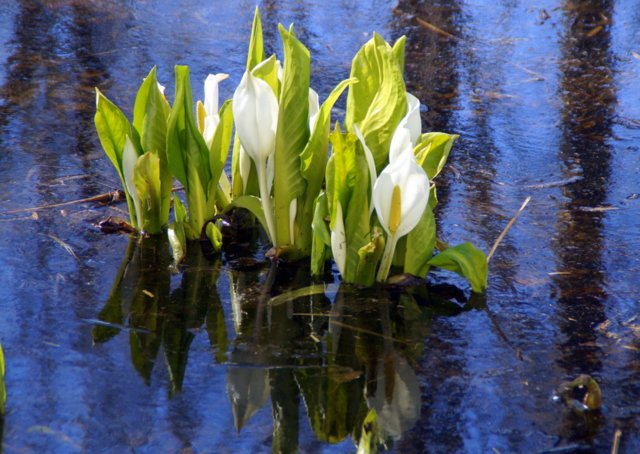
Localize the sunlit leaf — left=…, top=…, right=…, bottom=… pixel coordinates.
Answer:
left=133, top=152, right=164, bottom=234
left=95, top=88, right=138, bottom=226
left=246, top=6, right=265, bottom=71
left=209, top=100, right=234, bottom=191
left=206, top=222, right=223, bottom=253
left=133, top=66, right=172, bottom=224
left=345, top=34, right=407, bottom=171
left=311, top=192, right=331, bottom=276
left=251, top=54, right=279, bottom=95
left=428, top=242, right=488, bottom=293
left=414, top=132, right=458, bottom=180
left=273, top=24, right=310, bottom=246
left=403, top=206, right=436, bottom=277
left=166, top=65, right=211, bottom=192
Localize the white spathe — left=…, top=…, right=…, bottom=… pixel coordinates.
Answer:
left=388, top=92, right=422, bottom=162
left=202, top=73, right=228, bottom=147
left=308, top=87, right=320, bottom=132
left=232, top=70, right=279, bottom=164
left=373, top=151, right=429, bottom=238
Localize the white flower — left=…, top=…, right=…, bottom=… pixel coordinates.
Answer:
left=232, top=70, right=278, bottom=164
left=373, top=149, right=429, bottom=281
left=202, top=73, right=228, bottom=147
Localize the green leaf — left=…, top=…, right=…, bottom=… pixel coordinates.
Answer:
left=344, top=151, right=373, bottom=283
left=227, top=195, right=271, bottom=243
left=166, top=65, right=211, bottom=192
left=168, top=220, right=186, bottom=266
left=133, top=67, right=172, bottom=224
left=206, top=222, right=223, bottom=252
left=246, top=6, right=265, bottom=71
left=404, top=206, right=436, bottom=277
left=345, top=33, right=406, bottom=171
left=133, top=152, right=164, bottom=234
left=391, top=36, right=406, bottom=75
left=327, top=126, right=356, bottom=228
left=354, top=227, right=385, bottom=287
left=173, top=195, right=187, bottom=224
left=95, top=89, right=138, bottom=225
left=133, top=66, right=170, bottom=157
left=95, top=88, right=131, bottom=181
left=167, top=66, right=213, bottom=237
left=311, top=192, right=330, bottom=276
left=414, top=132, right=458, bottom=180
left=185, top=165, right=209, bottom=240
left=209, top=100, right=234, bottom=187
left=251, top=54, right=279, bottom=96
left=300, top=79, right=357, bottom=180
left=296, top=78, right=357, bottom=255
left=428, top=242, right=488, bottom=293
left=273, top=24, right=310, bottom=246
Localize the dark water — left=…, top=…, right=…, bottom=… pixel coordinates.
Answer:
left=1, top=0, right=639, bottom=452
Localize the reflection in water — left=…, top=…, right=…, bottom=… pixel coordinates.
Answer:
left=93, top=237, right=226, bottom=395
left=225, top=266, right=447, bottom=451
left=553, top=0, right=615, bottom=440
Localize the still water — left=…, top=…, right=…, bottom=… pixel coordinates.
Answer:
left=0, top=0, right=639, bottom=452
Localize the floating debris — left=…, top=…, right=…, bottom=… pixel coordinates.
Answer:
left=42, top=234, right=79, bottom=261
left=416, top=17, right=461, bottom=41
left=554, top=374, right=602, bottom=412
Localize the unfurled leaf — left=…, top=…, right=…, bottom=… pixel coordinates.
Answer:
left=273, top=24, right=310, bottom=246
left=414, top=132, right=458, bottom=180
left=95, top=88, right=138, bottom=226
left=428, top=242, right=488, bottom=293
left=345, top=34, right=407, bottom=171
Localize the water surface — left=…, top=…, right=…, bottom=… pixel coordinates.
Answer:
left=0, top=0, right=639, bottom=452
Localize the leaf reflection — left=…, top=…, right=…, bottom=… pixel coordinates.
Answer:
left=225, top=268, right=445, bottom=451
left=93, top=237, right=227, bottom=394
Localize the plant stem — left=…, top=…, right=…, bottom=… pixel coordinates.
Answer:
left=376, top=233, right=398, bottom=282
left=257, top=156, right=276, bottom=244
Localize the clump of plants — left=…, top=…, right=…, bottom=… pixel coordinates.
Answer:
left=94, top=7, right=487, bottom=293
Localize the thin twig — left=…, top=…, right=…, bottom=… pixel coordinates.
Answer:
left=611, top=429, right=622, bottom=454
left=0, top=186, right=184, bottom=216
left=329, top=320, right=411, bottom=345
left=0, top=190, right=125, bottom=215
left=487, top=196, right=531, bottom=262
left=416, top=17, right=461, bottom=41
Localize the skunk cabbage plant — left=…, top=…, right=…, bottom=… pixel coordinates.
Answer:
left=311, top=33, right=488, bottom=292
left=230, top=7, right=355, bottom=259
left=94, top=67, right=171, bottom=234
